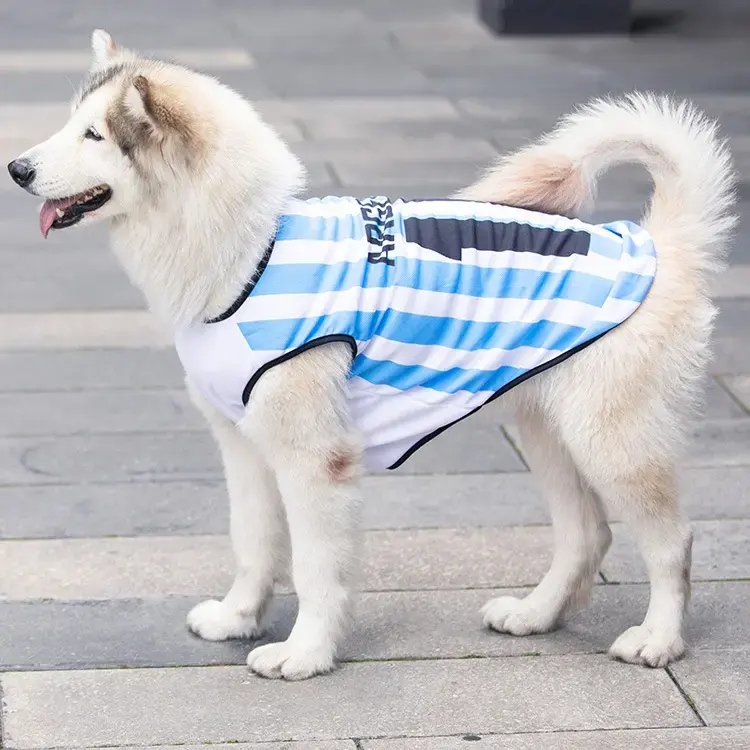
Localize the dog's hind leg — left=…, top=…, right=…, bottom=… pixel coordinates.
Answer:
left=552, top=363, right=694, bottom=667
left=186, top=382, right=286, bottom=641
left=576, top=452, right=692, bottom=667
left=482, top=406, right=611, bottom=635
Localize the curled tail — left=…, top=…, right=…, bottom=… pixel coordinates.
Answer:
left=458, top=93, right=738, bottom=275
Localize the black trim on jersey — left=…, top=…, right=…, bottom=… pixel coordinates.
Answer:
left=387, top=329, right=610, bottom=470
left=402, top=216, right=591, bottom=261
left=205, top=243, right=275, bottom=324
left=241, top=334, right=358, bottom=406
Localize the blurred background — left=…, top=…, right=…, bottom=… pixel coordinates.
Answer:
left=0, top=1, right=749, bottom=747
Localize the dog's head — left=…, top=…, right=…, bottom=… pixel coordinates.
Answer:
left=7, top=30, right=268, bottom=239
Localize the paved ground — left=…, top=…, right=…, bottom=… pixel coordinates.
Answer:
left=1, top=0, right=750, bottom=748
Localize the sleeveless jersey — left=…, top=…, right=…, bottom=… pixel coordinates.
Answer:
left=175, top=196, right=656, bottom=470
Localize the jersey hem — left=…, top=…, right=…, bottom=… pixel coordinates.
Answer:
left=386, top=328, right=612, bottom=470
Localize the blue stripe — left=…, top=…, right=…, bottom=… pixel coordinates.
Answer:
left=254, top=255, right=644, bottom=307
left=239, top=309, right=601, bottom=356
left=350, top=355, right=527, bottom=395
left=611, top=270, right=655, bottom=302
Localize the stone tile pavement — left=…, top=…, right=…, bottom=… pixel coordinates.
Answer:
left=1, top=0, right=750, bottom=747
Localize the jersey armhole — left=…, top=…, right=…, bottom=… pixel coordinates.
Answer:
left=241, top=334, right=358, bottom=406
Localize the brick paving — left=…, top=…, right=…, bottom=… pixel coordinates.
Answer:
left=0, top=0, right=749, bottom=747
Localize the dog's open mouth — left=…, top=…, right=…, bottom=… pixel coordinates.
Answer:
left=39, top=185, right=112, bottom=238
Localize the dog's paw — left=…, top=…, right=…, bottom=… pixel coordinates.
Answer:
left=187, top=599, right=263, bottom=641
left=609, top=625, right=686, bottom=668
left=246, top=639, right=337, bottom=680
left=481, top=595, right=557, bottom=636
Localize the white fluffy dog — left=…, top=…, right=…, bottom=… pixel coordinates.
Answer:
left=8, top=30, right=736, bottom=680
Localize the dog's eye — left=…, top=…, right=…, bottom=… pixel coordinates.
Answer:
left=84, top=127, right=103, bottom=142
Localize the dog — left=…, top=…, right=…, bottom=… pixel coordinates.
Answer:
left=8, top=30, right=736, bottom=680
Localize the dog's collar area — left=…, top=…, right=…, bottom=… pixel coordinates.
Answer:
left=205, top=242, right=275, bottom=324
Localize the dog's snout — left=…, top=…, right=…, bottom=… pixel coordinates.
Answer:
left=7, top=159, right=36, bottom=188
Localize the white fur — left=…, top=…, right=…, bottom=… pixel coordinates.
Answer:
left=11, top=30, right=737, bottom=681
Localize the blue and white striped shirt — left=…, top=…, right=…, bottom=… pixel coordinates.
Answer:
left=176, top=196, right=656, bottom=470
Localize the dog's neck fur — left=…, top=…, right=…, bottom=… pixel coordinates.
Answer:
left=108, top=123, right=305, bottom=329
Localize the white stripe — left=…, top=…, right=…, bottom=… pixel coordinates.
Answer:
left=349, top=378, right=490, bottom=411
left=239, top=284, right=617, bottom=328
left=599, top=295, right=641, bottom=322
left=361, top=336, right=561, bottom=373
left=283, top=197, right=362, bottom=219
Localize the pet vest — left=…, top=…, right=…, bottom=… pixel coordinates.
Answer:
left=175, top=196, right=657, bottom=470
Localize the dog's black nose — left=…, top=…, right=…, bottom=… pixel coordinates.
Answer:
left=8, top=159, right=36, bottom=188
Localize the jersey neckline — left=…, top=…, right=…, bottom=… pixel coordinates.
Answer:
left=204, top=241, right=275, bottom=325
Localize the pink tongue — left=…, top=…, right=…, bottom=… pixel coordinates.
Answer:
left=39, top=197, right=77, bottom=239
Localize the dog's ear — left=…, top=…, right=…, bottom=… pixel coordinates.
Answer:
left=91, top=29, right=134, bottom=70
left=124, top=75, right=194, bottom=144
left=91, top=30, right=118, bottom=67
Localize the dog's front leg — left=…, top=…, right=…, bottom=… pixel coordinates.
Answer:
left=241, top=343, right=361, bottom=680
left=186, top=381, right=286, bottom=641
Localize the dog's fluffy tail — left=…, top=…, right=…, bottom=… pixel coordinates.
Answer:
left=458, top=93, right=737, bottom=275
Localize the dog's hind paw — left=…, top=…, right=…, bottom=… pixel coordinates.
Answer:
left=247, top=639, right=337, bottom=680
left=481, top=595, right=558, bottom=636
left=609, top=625, right=686, bottom=667
left=187, top=599, right=263, bottom=641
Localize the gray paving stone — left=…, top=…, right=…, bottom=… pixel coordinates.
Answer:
left=713, top=300, right=750, bottom=373
left=0, top=421, right=524, bottom=485
left=603, top=519, right=750, bottom=583
left=124, top=745, right=353, bottom=750
left=0, top=480, right=227, bottom=539
left=703, top=379, right=747, bottom=418
left=0, top=349, right=184, bottom=392
left=687, top=418, right=750, bottom=467
left=0, top=471, right=545, bottom=540
left=0, top=582, right=746, bottom=671
left=331, top=158, right=486, bottom=188
left=375, top=420, right=526, bottom=474
left=719, top=375, right=750, bottom=411
left=262, top=65, right=430, bottom=98
left=2, top=460, right=749, bottom=540
left=0, top=431, right=220, bottom=485
left=363, top=727, right=750, bottom=749
left=293, top=136, right=497, bottom=164
left=0, top=389, right=203, bottom=437
left=677, top=466, right=750, bottom=520
left=0, top=527, right=555, bottom=600
left=0, top=656, right=698, bottom=747
left=253, top=97, right=461, bottom=129
left=123, top=745, right=353, bottom=750
left=671, top=650, right=750, bottom=726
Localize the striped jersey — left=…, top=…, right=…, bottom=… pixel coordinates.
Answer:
left=175, top=196, right=657, bottom=470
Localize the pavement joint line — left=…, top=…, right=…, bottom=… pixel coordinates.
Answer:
left=714, top=374, right=750, bottom=415
left=666, top=665, right=708, bottom=726
left=0, top=578, right=745, bottom=606
left=499, top=424, right=530, bottom=470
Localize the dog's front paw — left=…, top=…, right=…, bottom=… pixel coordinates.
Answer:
left=609, top=625, right=686, bottom=668
left=246, top=639, right=337, bottom=680
left=187, top=599, right=263, bottom=641
left=481, top=595, right=558, bottom=636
